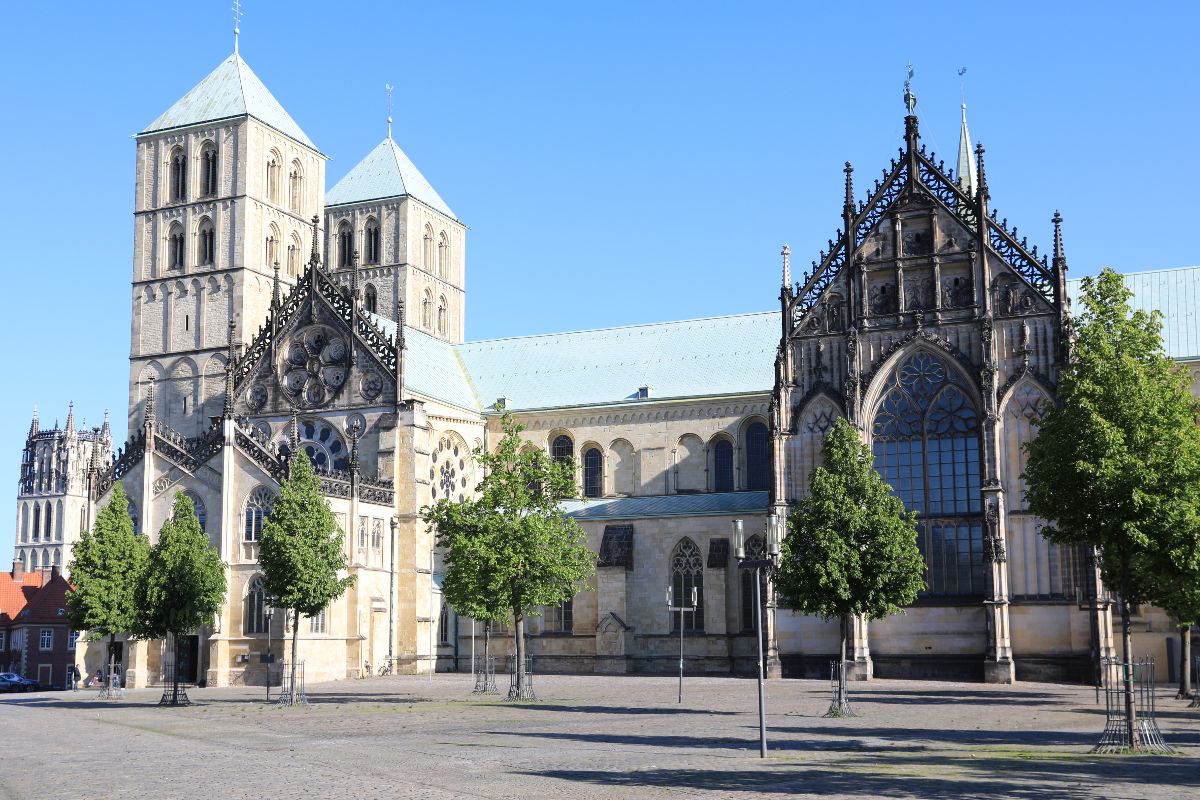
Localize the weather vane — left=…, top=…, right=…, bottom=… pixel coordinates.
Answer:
left=385, top=83, right=394, bottom=139
left=904, top=63, right=917, bottom=115
left=958, top=67, right=968, bottom=105
left=233, top=0, right=243, bottom=54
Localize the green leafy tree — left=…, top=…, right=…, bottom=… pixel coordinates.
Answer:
left=1023, top=267, right=1200, bottom=750
left=135, top=492, right=226, bottom=704
left=1156, top=573, right=1200, bottom=700
left=259, top=453, right=354, bottom=703
left=65, top=483, right=150, bottom=688
left=775, top=417, right=925, bottom=716
left=423, top=414, right=595, bottom=699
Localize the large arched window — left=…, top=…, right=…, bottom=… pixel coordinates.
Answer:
left=423, top=224, right=435, bottom=269
left=169, top=147, right=187, bottom=202
left=740, top=534, right=766, bottom=632
left=168, top=223, right=185, bottom=269
left=127, top=500, right=139, bottom=535
left=364, top=284, right=378, bottom=314
left=199, top=142, right=217, bottom=197
left=198, top=218, right=215, bottom=266
left=184, top=491, right=206, bottom=533
left=266, top=152, right=281, bottom=203
left=551, top=435, right=573, bottom=465
left=871, top=350, right=984, bottom=597
left=744, top=422, right=769, bottom=491
left=45, top=502, right=53, bottom=540
left=280, top=419, right=349, bottom=472
left=713, top=439, right=734, bottom=492
left=289, top=161, right=303, bottom=214
left=437, top=295, right=447, bottom=335
left=364, top=218, right=381, bottom=265
left=244, top=576, right=267, bottom=635
left=583, top=447, right=603, bottom=498
left=244, top=487, right=274, bottom=542
left=670, top=538, right=704, bottom=632
left=437, top=231, right=449, bottom=279
left=337, top=221, right=353, bottom=268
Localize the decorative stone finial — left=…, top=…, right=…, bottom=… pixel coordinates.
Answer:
left=975, top=142, right=989, bottom=201
left=101, top=409, right=110, bottom=441
left=29, top=406, right=39, bottom=438
left=272, top=261, right=281, bottom=309
left=843, top=162, right=854, bottom=210
left=781, top=244, right=791, bottom=288
left=144, top=376, right=156, bottom=426
left=308, top=215, right=321, bottom=267
left=223, top=321, right=237, bottom=418
left=289, top=412, right=300, bottom=450
left=1052, top=211, right=1065, bottom=264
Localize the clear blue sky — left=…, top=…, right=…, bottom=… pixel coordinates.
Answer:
left=1, top=1, right=1196, bottom=559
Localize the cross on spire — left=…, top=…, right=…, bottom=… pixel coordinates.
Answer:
left=385, top=83, right=394, bottom=139
left=233, top=0, right=243, bottom=54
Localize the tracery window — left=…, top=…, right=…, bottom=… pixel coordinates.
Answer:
left=32, top=504, right=41, bottom=541
left=583, top=447, right=603, bottom=498
left=551, top=435, right=573, bottom=465
left=184, top=491, right=206, bottom=533
left=279, top=419, right=349, bottom=472
left=244, top=576, right=267, bottom=634
left=429, top=435, right=471, bottom=503
left=200, top=143, right=217, bottom=197
left=364, top=284, right=378, bottom=314
left=127, top=500, right=139, bottom=535
left=871, top=350, right=985, bottom=597
left=740, top=535, right=766, bottom=632
left=744, top=422, right=769, bottom=491
left=243, top=487, right=274, bottom=542
left=670, top=538, right=704, bottom=632
left=438, top=601, right=451, bottom=644
left=364, top=218, right=380, bottom=265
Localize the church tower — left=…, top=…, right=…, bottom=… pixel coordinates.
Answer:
left=324, top=122, right=465, bottom=343
left=128, top=50, right=326, bottom=435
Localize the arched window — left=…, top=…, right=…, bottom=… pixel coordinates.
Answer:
left=53, top=549, right=61, bottom=567
left=286, top=243, right=298, bottom=276
left=713, top=439, right=734, bottom=492
left=583, top=447, right=603, bottom=498
left=744, top=422, right=769, bottom=491
left=364, top=218, right=380, bottom=265
left=198, top=218, right=215, bottom=266
left=280, top=419, right=349, bottom=472
left=45, top=502, right=53, bottom=540
left=199, top=142, right=217, bottom=197
left=289, top=161, right=303, bottom=214
left=423, top=224, right=435, bottom=269
left=266, top=152, right=280, bottom=203
left=168, top=223, right=185, bottom=269
left=20, top=504, right=27, bottom=543
left=184, top=491, right=206, bottom=532
left=244, top=576, right=267, bottom=635
left=421, top=290, right=433, bottom=329
left=169, top=147, right=187, bottom=202
left=32, top=504, right=40, bottom=542
left=437, top=295, right=447, bottom=335
left=670, top=538, right=704, bottom=632
left=244, top=487, right=274, bottom=542
left=364, top=284, right=378, bottom=314
left=872, top=350, right=984, bottom=597
left=337, top=221, right=353, bottom=268
left=438, top=600, right=451, bottom=643
left=30, top=549, right=39, bottom=569
left=740, top=534, right=766, bottom=632
left=265, top=224, right=280, bottom=267
left=127, top=500, right=139, bottom=535
left=551, top=435, right=573, bottom=465
left=437, top=231, right=449, bottom=279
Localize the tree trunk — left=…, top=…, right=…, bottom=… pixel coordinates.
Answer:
left=171, top=635, right=181, bottom=705
left=1120, top=595, right=1139, bottom=751
left=484, top=620, right=491, bottom=669
left=108, top=632, right=116, bottom=693
left=1178, top=625, right=1193, bottom=700
left=839, top=613, right=850, bottom=710
left=514, top=611, right=526, bottom=699
left=289, top=607, right=300, bottom=704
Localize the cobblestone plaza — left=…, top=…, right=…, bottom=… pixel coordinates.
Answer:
left=1, top=675, right=1195, bottom=799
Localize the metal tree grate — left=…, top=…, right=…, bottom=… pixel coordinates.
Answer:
left=823, top=660, right=857, bottom=718
left=157, top=664, right=191, bottom=706
left=1190, top=655, right=1200, bottom=708
left=98, top=671, right=124, bottom=701
left=472, top=655, right=498, bottom=695
left=506, top=655, right=535, bottom=701
left=275, top=661, right=309, bottom=707
left=1093, top=657, right=1175, bottom=754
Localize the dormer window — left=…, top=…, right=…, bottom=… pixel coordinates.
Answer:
left=169, top=147, right=187, bottom=203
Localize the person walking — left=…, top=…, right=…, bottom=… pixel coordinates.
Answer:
left=71, top=664, right=80, bottom=691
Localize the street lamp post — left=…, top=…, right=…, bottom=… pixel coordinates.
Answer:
left=264, top=607, right=275, bottom=702
left=666, top=584, right=698, bottom=703
left=734, top=515, right=782, bottom=759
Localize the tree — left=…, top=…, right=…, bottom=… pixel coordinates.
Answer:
left=65, top=483, right=150, bottom=690
left=259, top=453, right=354, bottom=704
left=775, top=417, right=925, bottom=716
left=1023, top=267, right=1200, bottom=750
left=1156, top=574, right=1200, bottom=700
left=135, top=492, right=226, bottom=705
left=423, top=414, right=595, bottom=699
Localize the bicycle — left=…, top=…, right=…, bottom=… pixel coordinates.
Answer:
left=377, top=660, right=393, bottom=677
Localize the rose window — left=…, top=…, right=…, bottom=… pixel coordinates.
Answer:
left=279, top=419, right=349, bottom=472
left=429, top=436, right=472, bottom=502
left=278, top=324, right=348, bottom=408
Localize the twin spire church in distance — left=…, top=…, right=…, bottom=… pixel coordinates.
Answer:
left=12, top=41, right=1193, bottom=692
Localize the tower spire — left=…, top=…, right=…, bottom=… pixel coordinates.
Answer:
left=65, top=402, right=75, bottom=435
left=385, top=83, right=394, bottom=140
left=957, top=104, right=977, bottom=196
left=233, top=0, right=243, bottom=55
left=101, top=409, right=111, bottom=441
left=29, top=406, right=38, bottom=438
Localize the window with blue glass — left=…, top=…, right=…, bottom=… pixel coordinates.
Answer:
left=713, top=439, right=734, bottom=492
left=583, top=447, right=603, bottom=498
left=744, top=422, right=770, bottom=491
left=871, top=351, right=985, bottom=597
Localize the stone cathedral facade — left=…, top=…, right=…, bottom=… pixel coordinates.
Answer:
left=15, top=50, right=1189, bottom=688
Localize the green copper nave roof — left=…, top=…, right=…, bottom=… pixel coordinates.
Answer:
left=141, top=54, right=317, bottom=149
left=1069, top=265, right=1200, bottom=361
left=325, top=136, right=456, bottom=218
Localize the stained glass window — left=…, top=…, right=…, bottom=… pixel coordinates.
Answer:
left=670, top=538, right=704, bottom=632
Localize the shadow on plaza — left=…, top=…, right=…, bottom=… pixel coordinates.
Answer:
left=476, top=702, right=742, bottom=717
left=487, top=729, right=928, bottom=754
left=523, top=751, right=1198, bottom=800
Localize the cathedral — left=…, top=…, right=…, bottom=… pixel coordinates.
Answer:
left=10, top=49, right=1194, bottom=688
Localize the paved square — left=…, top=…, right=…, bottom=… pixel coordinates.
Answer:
left=1, top=674, right=1196, bottom=799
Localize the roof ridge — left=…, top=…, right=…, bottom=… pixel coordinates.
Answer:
left=1067, top=264, right=1200, bottom=281
left=459, top=309, right=779, bottom=346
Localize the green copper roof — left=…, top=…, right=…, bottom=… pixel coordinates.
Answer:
left=326, top=136, right=456, bottom=218
left=1068, top=266, right=1200, bottom=361
left=561, top=491, right=768, bottom=520
left=457, top=311, right=779, bottom=412
left=141, top=54, right=316, bottom=149
left=366, top=315, right=479, bottom=411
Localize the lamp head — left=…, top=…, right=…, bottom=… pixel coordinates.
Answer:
left=733, top=519, right=745, bottom=559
